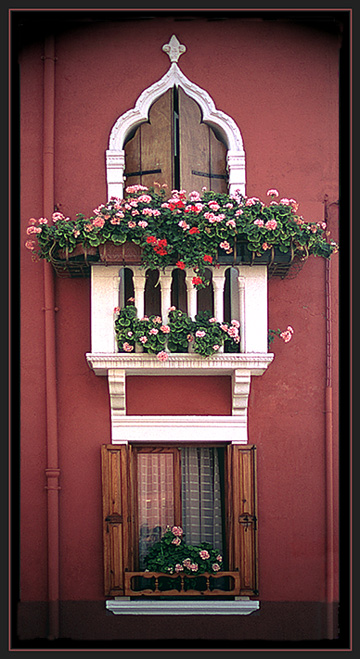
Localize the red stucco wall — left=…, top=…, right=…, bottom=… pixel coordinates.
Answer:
left=18, top=10, right=342, bottom=642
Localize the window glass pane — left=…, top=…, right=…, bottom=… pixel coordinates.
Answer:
left=181, top=447, right=224, bottom=557
left=137, top=452, right=175, bottom=568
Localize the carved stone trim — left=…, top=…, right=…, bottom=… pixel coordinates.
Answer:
left=108, top=62, right=244, bottom=154
left=162, top=35, right=186, bottom=63
left=86, top=352, right=274, bottom=377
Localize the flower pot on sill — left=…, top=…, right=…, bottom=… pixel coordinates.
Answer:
left=99, top=241, right=143, bottom=265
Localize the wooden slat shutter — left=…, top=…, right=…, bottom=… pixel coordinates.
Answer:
left=124, top=89, right=173, bottom=190
left=226, top=444, right=258, bottom=595
left=101, top=444, right=130, bottom=596
left=178, top=86, right=227, bottom=194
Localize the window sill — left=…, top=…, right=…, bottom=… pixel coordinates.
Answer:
left=106, top=597, right=260, bottom=616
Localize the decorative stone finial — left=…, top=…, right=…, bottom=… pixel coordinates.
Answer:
left=162, top=35, right=186, bottom=63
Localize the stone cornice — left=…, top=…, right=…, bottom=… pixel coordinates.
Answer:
left=85, top=352, right=274, bottom=377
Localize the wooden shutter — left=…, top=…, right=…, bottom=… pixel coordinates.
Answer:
left=124, top=87, right=227, bottom=194
left=226, top=444, right=258, bottom=595
left=178, top=86, right=227, bottom=194
left=124, top=89, right=173, bottom=190
left=101, top=444, right=131, bottom=596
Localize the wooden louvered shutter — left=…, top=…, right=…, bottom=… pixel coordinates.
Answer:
left=178, top=86, right=227, bottom=194
left=226, top=444, right=258, bottom=595
left=124, top=89, right=174, bottom=190
left=101, top=444, right=131, bottom=596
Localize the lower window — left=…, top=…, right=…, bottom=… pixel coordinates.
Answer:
left=101, top=443, right=258, bottom=598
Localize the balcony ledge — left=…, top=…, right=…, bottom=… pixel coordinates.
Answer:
left=85, top=352, right=274, bottom=377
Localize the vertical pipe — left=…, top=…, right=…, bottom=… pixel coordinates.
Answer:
left=42, top=34, right=60, bottom=640
left=324, top=196, right=335, bottom=639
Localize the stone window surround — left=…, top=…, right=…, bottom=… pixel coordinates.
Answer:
left=105, top=36, right=246, bottom=201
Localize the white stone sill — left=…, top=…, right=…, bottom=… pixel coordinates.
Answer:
left=106, top=597, right=259, bottom=616
left=86, top=352, right=274, bottom=377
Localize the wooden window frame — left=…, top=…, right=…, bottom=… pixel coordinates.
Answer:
left=101, top=443, right=258, bottom=598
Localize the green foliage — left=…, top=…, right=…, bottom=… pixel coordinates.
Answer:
left=144, top=526, right=223, bottom=576
left=25, top=186, right=338, bottom=289
left=114, top=304, right=240, bottom=358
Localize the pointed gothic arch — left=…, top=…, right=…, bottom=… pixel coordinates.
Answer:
left=106, top=37, right=246, bottom=200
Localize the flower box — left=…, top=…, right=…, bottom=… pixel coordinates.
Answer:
left=26, top=187, right=337, bottom=282
left=49, top=242, right=99, bottom=278
left=124, top=570, right=241, bottom=597
left=98, top=241, right=143, bottom=265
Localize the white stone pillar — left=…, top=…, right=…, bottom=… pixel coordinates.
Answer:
left=132, top=267, right=146, bottom=320
left=227, top=151, right=246, bottom=199
left=106, top=149, right=125, bottom=201
left=238, top=265, right=268, bottom=353
left=212, top=266, right=227, bottom=322
left=185, top=270, right=198, bottom=320
left=160, top=268, right=173, bottom=323
left=91, top=265, right=120, bottom=353
left=237, top=275, right=246, bottom=353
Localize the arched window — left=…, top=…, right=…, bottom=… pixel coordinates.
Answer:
left=106, top=36, right=245, bottom=200
left=124, top=88, right=228, bottom=193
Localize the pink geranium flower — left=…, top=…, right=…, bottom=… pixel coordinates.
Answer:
left=199, top=550, right=210, bottom=560
left=280, top=330, right=293, bottom=343
left=266, top=188, right=279, bottom=197
left=157, top=351, right=168, bottom=362
left=265, top=219, right=278, bottom=230
left=171, top=537, right=181, bottom=546
left=122, top=342, right=134, bottom=352
left=171, top=526, right=183, bottom=536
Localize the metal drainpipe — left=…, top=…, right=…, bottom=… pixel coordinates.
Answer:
left=324, top=195, right=335, bottom=639
left=42, top=34, right=60, bottom=640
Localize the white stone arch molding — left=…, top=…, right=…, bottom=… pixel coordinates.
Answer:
left=106, top=60, right=246, bottom=200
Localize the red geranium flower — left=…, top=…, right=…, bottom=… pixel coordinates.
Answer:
left=203, top=254, right=213, bottom=263
left=176, top=261, right=186, bottom=270
left=192, top=276, right=203, bottom=286
left=189, top=227, right=200, bottom=235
